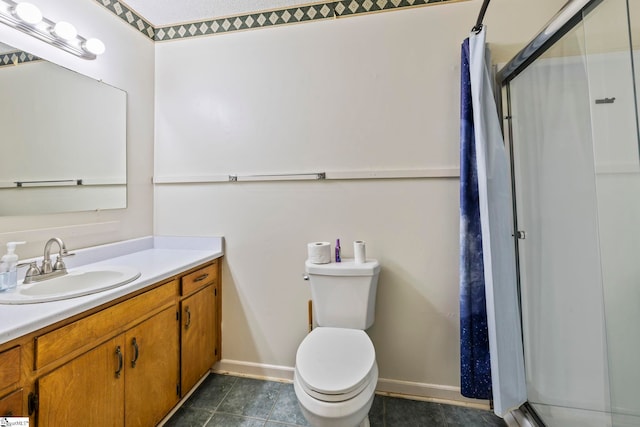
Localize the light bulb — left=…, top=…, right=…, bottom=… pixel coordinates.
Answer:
left=13, top=2, right=42, bottom=25
left=83, top=38, right=105, bottom=55
left=52, top=21, right=77, bottom=41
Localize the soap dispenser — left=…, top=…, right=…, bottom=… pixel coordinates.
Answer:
left=0, top=241, right=25, bottom=292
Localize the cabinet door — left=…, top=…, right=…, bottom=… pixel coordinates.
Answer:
left=124, top=306, right=179, bottom=427
left=181, top=285, right=216, bottom=394
left=38, top=336, right=125, bottom=427
left=0, top=389, right=23, bottom=417
left=0, top=346, right=21, bottom=391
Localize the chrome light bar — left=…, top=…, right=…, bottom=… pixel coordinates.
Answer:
left=0, top=0, right=105, bottom=60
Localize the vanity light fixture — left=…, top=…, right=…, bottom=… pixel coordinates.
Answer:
left=52, top=21, right=77, bottom=41
left=0, top=0, right=105, bottom=60
left=13, top=1, right=40, bottom=24
left=83, top=37, right=105, bottom=56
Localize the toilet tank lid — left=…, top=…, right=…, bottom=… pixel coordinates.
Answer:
left=305, top=259, right=380, bottom=276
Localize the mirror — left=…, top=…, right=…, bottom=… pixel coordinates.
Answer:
left=0, top=42, right=127, bottom=216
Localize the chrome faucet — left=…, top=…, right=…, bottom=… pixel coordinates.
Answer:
left=41, top=237, right=70, bottom=274
left=20, top=238, right=74, bottom=284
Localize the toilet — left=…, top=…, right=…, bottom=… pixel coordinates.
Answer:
left=294, top=259, right=381, bottom=427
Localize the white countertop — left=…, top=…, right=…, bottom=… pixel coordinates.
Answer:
left=0, top=235, right=223, bottom=345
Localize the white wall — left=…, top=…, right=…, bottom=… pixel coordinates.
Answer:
left=154, top=0, right=565, bottom=400
left=0, top=0, right=566, bottom=404
left=0, top=0, right=154, bottom=257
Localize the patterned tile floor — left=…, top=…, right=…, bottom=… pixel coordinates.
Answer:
left=163, top=373, right=507, bottom=427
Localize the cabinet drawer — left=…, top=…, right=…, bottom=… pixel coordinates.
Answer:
left=35, top=280, right=178, bottom=369
left=181, top=262, right=217, bottom=296
left=0, top=346, right=21, bottom=389
left=0, top=389, right=23, bottom=417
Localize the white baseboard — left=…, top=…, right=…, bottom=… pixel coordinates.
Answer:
left=213, top=359, right=295, bottom=383
left=375, top=377, right=490, bottom=409
left=213, top=359, right=490, bottom=410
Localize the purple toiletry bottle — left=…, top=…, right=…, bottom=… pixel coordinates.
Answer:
left=335, top=239, right=341, bottom=262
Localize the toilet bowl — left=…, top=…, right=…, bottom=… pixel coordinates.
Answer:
left=296, top=259, right=380, bottom=427
left=294, top=327, right=378, bottom=427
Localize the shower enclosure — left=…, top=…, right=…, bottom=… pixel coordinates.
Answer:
left=500, top=0, right=640, bottom=425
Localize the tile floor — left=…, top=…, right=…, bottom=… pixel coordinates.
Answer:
left=163, top=373, right=507, bottom=427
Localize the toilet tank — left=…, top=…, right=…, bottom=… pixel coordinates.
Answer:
left=305, top=259, right=380, bottom=330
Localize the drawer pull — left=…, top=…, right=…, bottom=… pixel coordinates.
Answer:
left=193, top=273, right=209, bottom=283
left=115, top=346, right=123, bottom=378
left=185, top=306, right=191, bottom=329
left=131, top=337, right=139, bottom=368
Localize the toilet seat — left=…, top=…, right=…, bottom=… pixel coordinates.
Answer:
left=295, top=327, right=376, bottom=402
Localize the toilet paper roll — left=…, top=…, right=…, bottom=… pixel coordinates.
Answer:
left=354, top=240, right=366, bottom=264
left=308, top=242, right=331, bottom=264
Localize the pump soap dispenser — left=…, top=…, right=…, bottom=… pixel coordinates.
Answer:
left=0, top=241, right=25, bottom=292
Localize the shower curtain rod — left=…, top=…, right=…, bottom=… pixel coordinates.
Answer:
left=472, top=0, right=491, bottom=33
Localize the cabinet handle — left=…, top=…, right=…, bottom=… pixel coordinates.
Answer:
left=193, top=273, right=209, bottom=283
left=28, top=392, right=38, bottom=415
left=115, top=346, right=123, bottom=378
left=185, top=306, right=191, bottom=329
left=131, top=337, right=139, bottom=368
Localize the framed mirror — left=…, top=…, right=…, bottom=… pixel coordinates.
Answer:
left=0, top=42, right=127, bottom=216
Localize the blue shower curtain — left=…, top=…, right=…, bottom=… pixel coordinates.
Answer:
left=459, top=27, right=527, bottom=417
left=459, top=37, right=492, bottom=401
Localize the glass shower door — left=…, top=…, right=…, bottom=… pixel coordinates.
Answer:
left=585, top=0, right=640, bottom=425
left=505, top=0, right=640, bottom=425
left=509, top=17, right=612, bottom=426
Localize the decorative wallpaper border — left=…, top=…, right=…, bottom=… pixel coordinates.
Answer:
left=97, top=0, right=155, bottom=39
left=95, top=0, right=460, bottom=42
left=0, top=50, right=41, bottom=67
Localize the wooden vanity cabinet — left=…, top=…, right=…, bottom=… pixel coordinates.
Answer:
left=179, top=262, right=221, bottom=396
left=37, top=298, right=180, bottom=427
left=38, top=336, right=125, bottom=427
left=38, top=306, right=180, bottom=427
left=0, top=346, right=21, bottom=388
left=0, top=389, right=23, bottom=417
left=181, top=285, right=216, bottom=394
left=0, top=346, right=22, bottom=417
left=0, top=346, right=23, bottom=417
left=124, top=306, right=180, bottom=427
left=0, top=257, right=221, bottom=427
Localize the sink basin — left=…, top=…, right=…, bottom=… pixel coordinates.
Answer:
left=0, top=265, right=141, bottom=304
